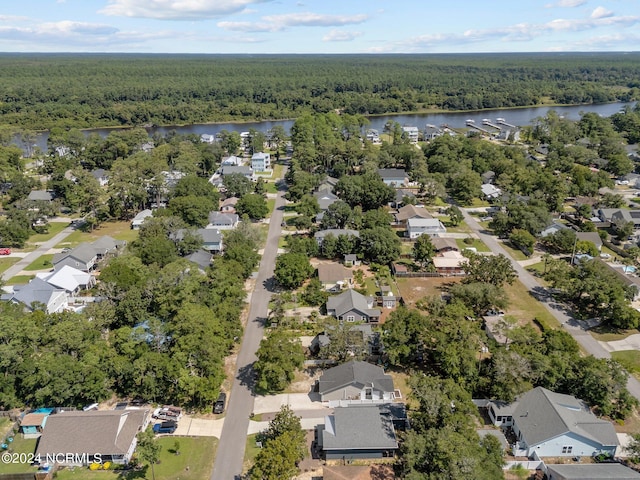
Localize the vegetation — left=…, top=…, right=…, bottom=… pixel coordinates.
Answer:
left=254, top=330, right=305, bottom=393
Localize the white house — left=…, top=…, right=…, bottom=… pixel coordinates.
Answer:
left=131, top=209, right=153, bottom=230
left=406, top=218, right=447, bottom=238
left=200, top=134, right=216, bottom=144
left=251, top=152, right=271, bottom=172
left=4, top=278, right=69, bottom=314
left=487, top=387, right=619, bottom=458
left=402, top=126, right=419, bottom=143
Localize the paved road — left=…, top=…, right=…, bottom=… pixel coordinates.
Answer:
left=1, top=224, right=76, bottom=282
left=211, top=169, right=288, bottom=480
left=461, top=209, right=640, bottom=401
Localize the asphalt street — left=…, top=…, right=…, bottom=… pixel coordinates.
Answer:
left=210, top=168, right=288, bottom=480
left=461, top=208, right=640, bottom=401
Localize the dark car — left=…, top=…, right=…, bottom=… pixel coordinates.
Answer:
left=153, top=421, right=177, bottom=434
left=213, top=392, right=227, bottom=414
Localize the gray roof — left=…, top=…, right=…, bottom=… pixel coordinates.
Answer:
left=326, top=289, right=379, bottom=318
left=477, top=429, right=509, bottom=451
left=318, top=360, right=394, bottom=396
left=575, top=231, right=603, bottom=248
left=377, top=168, right=407, bottom=180
left=53, top=243, right=97, bottom=266
left=132, top=209, right=153, bottom=223
left=36, top=409, right=149, bottom=458
left=208, top=211, right=239, bottom=225
left=27, top=190, right=54, bottom=202
left=314, top=190, right=338, bottom=210
left=432, top=237, right=459, bottom=252
left=512, top=387, right=619, bottom=448
left=196, top=228, right=222, bottom=244
left=394, top=189, right=416, bottom=203
left=11, top=277, right=65, bottom=311
left=91, top=168, right=108, bottom=179
left=322, top=405, right=398, bottom=451
left=315, top=229, right=360, bottom=240
left=91, top=236, right=124, bottom=255
left=318, top=263, right=353, bottom=284
left=221, top=165, right=252, bottom=176
left=546, top=464, right=640, bottom=480
left=185, top=249, right=213, bottom=270
left=395, top=204, right=432, bottom=222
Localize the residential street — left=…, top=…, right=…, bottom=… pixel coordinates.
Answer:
left=461, top=209, right=640, bottom=401
left=210, top=168, right=288, bottom=480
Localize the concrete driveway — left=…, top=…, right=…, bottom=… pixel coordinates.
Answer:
left=171, top=415, right=225, bottom=437
left=599, top=334, right=640, bottom=352
left=252, top=393, right=326, bottom=415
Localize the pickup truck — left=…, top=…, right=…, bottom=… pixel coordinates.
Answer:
left=152, top=406, right=182, bottom=421
left=153, top=421, right=177, bottom=434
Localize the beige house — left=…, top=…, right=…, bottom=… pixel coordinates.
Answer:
left=318, top=263, right=353, bottom=291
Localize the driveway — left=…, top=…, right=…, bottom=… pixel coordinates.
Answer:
left=171, top=415, right=225, bottom=437
left=252, top=393, right=327, bottom=415
left=599, top=334, right=640, bottom=353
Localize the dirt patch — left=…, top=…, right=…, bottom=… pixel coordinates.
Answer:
left=288, top=367, right=323, bottom=394
left=396, top=276, right=462, bottom=306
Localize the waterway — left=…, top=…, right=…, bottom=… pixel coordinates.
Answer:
left=25, top=101, right=637, bottom=152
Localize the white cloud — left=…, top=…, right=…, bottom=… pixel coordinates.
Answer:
left=99, top=0, right=274, bottom=21
left=0, top=15, right=29, bottom=22
left=218, top=11, right=369, bottom=32
left=323, top=30, right=362, bottom=42
left=591, top=6, right=614, bottom=19
left=545, top=0, right=586, bottom=7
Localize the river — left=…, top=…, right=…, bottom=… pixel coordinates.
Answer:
left=24, top=101, right=637, bottom=152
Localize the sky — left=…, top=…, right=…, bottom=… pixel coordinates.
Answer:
left=0, top=0, right=639, bottom=54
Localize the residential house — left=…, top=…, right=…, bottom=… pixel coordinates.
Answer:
left=91, top=236, right=125, bottom=259
left=378, top=286, right=397, bottom=309
left=432, top=250, right=466, bottom=275
left=316, top=360, right=395, bottom=402
left=481, top=184, right=502, bottom=200
left=315, top=188, right=339, bottom=211
left=326, top=289, right=380, bottom=323
left=487, top=387, right=619, bottom=458
left=35, top=409, right=150, bottom=466
left=206, top=211, right=239, bottom=230
left=220, top=197, right=239, bottom=214
left=251, top=152, right=271, bottom=172
left=200, top=134, right=216, bottom=144
left=318, top=176, right=339, bottom=192
left=575, top=231, right=603, bottom=251
left=185, top=249, right=213, bottom=272
left=597, top=208, right=640, bottom=229
left=401, top=126, right=419, bottom=143
left=406, top=218, right=447, bottom=239
left=131, top=209, right=153, bottom=230
left=53, top=243, right=98, bottom=272
left=546, top=464, right=640, bottom=480
left=424, top=124, right=444, bottom=141
left=27, top=190, right=54, bottom=202
left=4, top=277, right=68, bottom=314
left=539, top=221, right=570, bottom=238
left=483, top=314, right=513, bottom=346
left=481, top=171, right=496, bottom=184
left=221, top=165, right=254, bottom=181
left=432, top=237, right=459, bottom=253
left=598, top=259, right=640, bottom=300
left=391, top=189, right=416, bottom=208
left=315, top=229, right=360, bottom=247
left=221, top=155, right=243, bottom=166
left=365, top=129, right=381, bottom=144
left=37, top=265, right=96, bottom=295
left=19, top=413, right=48, bottom=437
left=91, top=169, right=109, bottom=187
left=394, top=204, right=433, bottom=226
left=378, top=169, right=408, bottom=187
left=322, top=465, right=395, bottom=480
left=317, top=405, right=399, bottom=459
left=318, top=263, right=354, bottom=291
left=140, top=141, right=154, bottom=153
left=343, top=254, right=361, bottom=267
left=197, top=228, right=223, bottom=253
left=310, top=324, right=381, bottom=358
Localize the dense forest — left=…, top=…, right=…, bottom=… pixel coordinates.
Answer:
left=0, top=53, right=639, bottom=130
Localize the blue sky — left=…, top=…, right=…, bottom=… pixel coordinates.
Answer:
left=0, top=0, right=639, bottom=53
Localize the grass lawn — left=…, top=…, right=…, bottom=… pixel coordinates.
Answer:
left=265, top=181, right=279, bottom=194
left=56, top=221, right=138, bottom=248
left=266, top=199, right=276, bottom=216
left=590, top=328, right=639, bottom=342
left=503, top=280, right=560, bottom=331
left=23, top=254, right=54, bottom=271
left=243, top=434, right=261, bottom=473
left=0, top=436, right=39, bottom=474
left=500, top=241, right=529, bottom=261
left=55, top=437, right=216, bottom=480
left=387, top=369, right=415, bottom=408
left=27, top=222, right=68, bottom=243
left=455, top=238, right=490, bottom=253
left=0, top=258, right=20, bottom=275
left=612, top=351, right=640, bottom=381
left=467, top=198, right=490, bottom=208
left=7, top=275, right=35, bottom=285
left=442, top=222, right=472, bottom=234
left=526, top=261, right=546, bottom=275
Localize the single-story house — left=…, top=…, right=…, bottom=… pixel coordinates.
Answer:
left=598, top=208, right=640, bottom=229
left=406, top=218, right=447, bottom=239
left=3, top=277, right=68, bottom=314
left=184, top=249, right=213, bottom=271
left=53, top=243, right=98, bottom=272
left=318, top=405, right=399, bottom=459
left=27, top=190, right=55, bottom=202
left=326, top=289, right=380, bottom=323
left=91, top=236, right=125, bottom=259
left=598, top=259, right=640, bottom=300
left=318, top=263, right=354, bottom=291
left=131, top=209, right=153, bottom=230
left=575, top=232, right=603, bottom=251
left=481, top=184, right=502, bottom=200
left=91, top=169, right=109, bottom=187
left=35, top=409, right=150, bottom=466
left=197, top=228, right=223, bottom=253
left=37, top=265, right=96, bottom=295
left=251, top=152, right=271, bottom=172
left=487, top=387, right=619, bottom=458
left=322, top=465, right=395, bottom=480
left=220, top=197, right=239, bottom=214
left=481, top=171, right=496, bottom=184
left=391, top=188, right=416, bottom=208
left=432, top=250, right=466, bottom=275
left=221, top=155, right=243, bottom=166
left=539, top=221, right=570, bottom=238
left=377, top=168, right=408, bottom=187
left=20, top=413, right=48, bottom=436
left=206, top=211, right=239, bottom=230
left=394, top=204, right=433, bottom=225
left=221, top=165, right=254, bottom=180
left=546, top=463, right=640, bottom=480
left=317, top=360, right=395, bottom=403
left=315, top=229, right=360, bottom=247
left=315, top=188, right=339, bottom=211
left=343, top=254, right=361, bottom=267
left=432, top=237, right=459, bottom=253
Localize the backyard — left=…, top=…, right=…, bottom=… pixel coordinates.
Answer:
left=56, top=221, right=139, bottom=248
left=0, top=436, right=39, bottom=474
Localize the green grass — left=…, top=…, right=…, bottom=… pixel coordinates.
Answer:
left=442, top=222, right=472, bottom=234
left=525, top=261, right=546, bottom=275
left=455, top=238, right=490, bottom=253
left=504, top=280, right=560, bottom=331
left=7, top=275, right=35, bottom=285
left=272, top=163, right=285, bottom=180
left=265, top=181, right=279, bottom=194
left=54, top=437, right=216, bottom=480
left=56, top=221, right=138, bottom=248
left=590, top=328, right=638, bottom=342
left=612, top=351, right=640, bottom=380
left=27, top=222, right=69, bottom=243
left=500, top=241, right=529, bottom=261
left=23, top=254, right=54, bottom=271
left=266, top=199, right=276, bottom=216
left=0, top=257, right=20, bottom=274
left=467, top=198, right=490, bottom=208
left=243, top=434, right=261, bottom=472
left=0, top=436, right=38, bottom=474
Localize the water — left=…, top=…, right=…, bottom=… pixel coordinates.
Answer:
left=21, top=101, right=637, bottom=152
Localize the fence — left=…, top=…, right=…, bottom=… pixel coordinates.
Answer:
left=503, top=460, right=544, bottom=471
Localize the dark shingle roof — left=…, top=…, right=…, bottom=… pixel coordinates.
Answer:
left=317, top=360, right=394, bottom=396
left=546, top=464, right=640, bottom=480
left=322, top=405, right=398, bottom=451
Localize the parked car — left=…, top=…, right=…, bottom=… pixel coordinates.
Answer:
left=213, top=392, right=227, bottom=414
left=153, top=421, right=177, bottom=434
left=152, top=406, right=182, bottom=421
left=0, top=248, right=11, bottom=255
